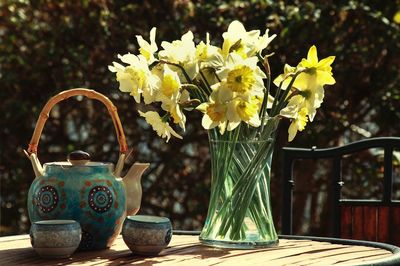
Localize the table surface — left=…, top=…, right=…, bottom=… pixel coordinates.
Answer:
left=1, top=233, right=400, bottom=265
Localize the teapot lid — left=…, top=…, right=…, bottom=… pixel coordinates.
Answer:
left=44, top=161, right=113, bottom=168
left=44, top=150, right=114, bottom=171
left=67, top=150, right=91, bottom=166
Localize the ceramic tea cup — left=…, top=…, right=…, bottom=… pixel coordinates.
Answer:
left=30, top=220, right=81, bottom=259
left=122, top=215, right=172, bottom=255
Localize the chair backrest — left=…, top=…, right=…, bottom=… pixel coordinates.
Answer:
left=281, top=137, right=400, bottom=245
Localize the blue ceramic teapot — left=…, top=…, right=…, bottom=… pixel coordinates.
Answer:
left=24, top=89, right=149, bottom=250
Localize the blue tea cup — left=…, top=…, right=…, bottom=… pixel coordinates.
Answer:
left=30, top=220, right=81, bottom=258
left=122, top=215, right=172, bottom=255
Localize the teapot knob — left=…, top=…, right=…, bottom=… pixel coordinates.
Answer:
left=68, top=150, right=91, bottom=166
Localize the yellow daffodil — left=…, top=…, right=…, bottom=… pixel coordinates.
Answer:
left=254, top=28, right=276, bottom=55
left=197, top=101, right=228, bottom=134
left=160, top=89, right=190, bottom=131
left=279, top=95, right=305, bottom=119
left=274, top=46, right=335, bottom=92
left=218, top=53, right=266, bottom=96
left=153, top=65, right=189, bottom=130
left=159, top=31, right=199, bottom=80
left=136, top=27, right=158, bottom=64
left=210, top=81, right=234, bottom=103
left=196, top=33, right=224, bottom=69
left=222, top=20, right=276, bottom=59
left=138, top=111, right=182, bottom=142
left=279, top=95, right=309, bottom=142
left=295, top=45, right=335, bottom=121
left=159, top=65, right=181, bottom=98
left=273, top=64, right=323, bottom=120
left=222, top=20, right=251, bottom=58
left=108, top=54, right=160, bottom=104
left=297, top=45, right=335, bottom=87
left=199, top=71, right=263, bottom=132
left=287, top=107, right=308, bottom=142
left=227, top=65, right=256, bottom=93
left=169, top=90, right=190, bottom=128
left=196, top=83, right=233, bottom=134
left=226, top=96, right=261, bottom=131
left=109, top=22, right=335, bottom=143
left=301, top=83, right=324, bottom=122
left=274, top=46, right=335, bottom=123
left=273, top=64, right=299, bottom=90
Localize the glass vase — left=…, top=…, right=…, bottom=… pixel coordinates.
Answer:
left=200, top=125, right=279, bottom=249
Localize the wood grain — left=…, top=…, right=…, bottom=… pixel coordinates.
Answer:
left=363, top=206, right=377, bottom=242
left=341, top=204, right=400, bottom=246
left=0, top=234, right=396, bottom=265
left=340, top=205, right=353, bottom=239
left=378, top=206, right=390, bottom=243
left=352, top=206, right=364, bottom=240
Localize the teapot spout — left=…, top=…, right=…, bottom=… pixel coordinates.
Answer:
left=123, top=162, right=150, bottom=216
left=23, top=150, right=44, bottom=178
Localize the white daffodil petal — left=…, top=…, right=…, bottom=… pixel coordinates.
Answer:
left=202, top=115, right=218, bottom=130
left=248, top=114, right=261, bottom=127
left=227, top=121, right=240, bottom=131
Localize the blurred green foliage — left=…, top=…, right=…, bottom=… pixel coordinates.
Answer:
left=1, top=0, right=399, bottom=236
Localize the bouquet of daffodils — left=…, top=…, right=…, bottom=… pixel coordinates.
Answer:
left=109, top=20, right=335, bottom=143
left=109, top=21, right=335, bottom=243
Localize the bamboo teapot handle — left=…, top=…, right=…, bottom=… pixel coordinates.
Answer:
left=26, top=88, right=128, bottom=177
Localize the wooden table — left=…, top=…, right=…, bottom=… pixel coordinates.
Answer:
left=1, top=233, right=400, bottom=265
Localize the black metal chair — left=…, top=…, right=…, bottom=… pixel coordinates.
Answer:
left=281, top=137, right=400, bottom=245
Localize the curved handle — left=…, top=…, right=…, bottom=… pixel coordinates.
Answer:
left=26, top=88, right=128, bottom=175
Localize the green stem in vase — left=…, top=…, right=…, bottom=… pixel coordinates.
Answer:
left=231, top=145, right=270, bottom=238
left=200, top=117, right=279, bottom=245
left=217, top=138, right=273, bottom=238
left=237, top=142, right=273, bottom=238
left=203, top=127, right=240, bottom=237
left=228, top=143, right=274, bottom=239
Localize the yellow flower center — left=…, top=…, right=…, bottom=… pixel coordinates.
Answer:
left=236, top=100, right=258, bottom=121
left=162, top=75, right=180, bottom=97
left=227, top=66, right=255, bottom=93
left=207, top=104, right=225, bottom=122
left=229, top=40, right=246, bottom=58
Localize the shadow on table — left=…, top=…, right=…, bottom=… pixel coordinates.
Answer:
left=0, top=240, right=281, bottom=265
left=78, top=244, right=232, bottom=265
left=101, top=243, right=283, bottom=266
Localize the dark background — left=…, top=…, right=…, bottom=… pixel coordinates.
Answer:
left=1, top=0, right=400, bottom=236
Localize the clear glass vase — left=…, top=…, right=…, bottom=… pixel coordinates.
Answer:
left=200, top=126, right=279, bottom=249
